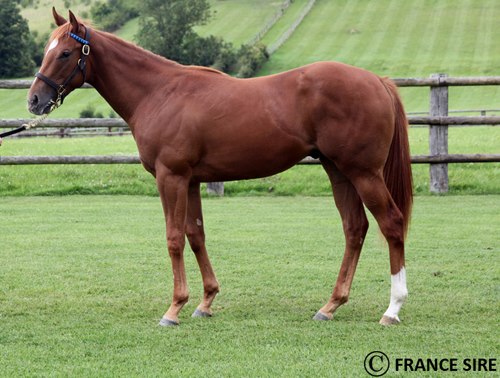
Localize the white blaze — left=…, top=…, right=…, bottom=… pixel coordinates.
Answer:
left=383, top=267, right=408, bottom=321
left=46, top=39, right=59, bottom=55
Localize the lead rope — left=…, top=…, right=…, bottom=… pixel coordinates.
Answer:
left=0, top=99, right=59, bottom=144
left=22, top=113, right=49, bottom=130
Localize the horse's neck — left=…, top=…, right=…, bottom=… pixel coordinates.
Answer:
left=87, top=31, right=180, bottom=125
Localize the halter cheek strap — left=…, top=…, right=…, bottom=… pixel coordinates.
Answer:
left=35, top=27, right=91, bottom=107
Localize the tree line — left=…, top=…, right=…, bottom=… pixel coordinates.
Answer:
left=0, top=0, right=268, bottom=79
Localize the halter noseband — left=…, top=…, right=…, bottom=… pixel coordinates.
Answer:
left=35, top=27, right=91, bottom=108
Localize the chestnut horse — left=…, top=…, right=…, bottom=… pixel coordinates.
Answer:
left=28, top=9, right=413, bottom=326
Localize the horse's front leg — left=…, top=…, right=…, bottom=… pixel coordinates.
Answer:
left=156, top=167, right=190, bottom=326
left=186, top=182, right=220, bottom=318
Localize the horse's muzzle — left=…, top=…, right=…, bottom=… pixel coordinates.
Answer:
left=28, top=93, right=54, bottom=115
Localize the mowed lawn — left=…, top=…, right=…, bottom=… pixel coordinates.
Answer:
left=0, top=195, right=498, bottom=376
left=195, top=0, right=284, bottom=46
left=259, top=0, right=499, bottom=77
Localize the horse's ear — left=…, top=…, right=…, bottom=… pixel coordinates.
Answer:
left=68, top=10, right=80, bottom=34
left=52, top=7, right=67, bottom=26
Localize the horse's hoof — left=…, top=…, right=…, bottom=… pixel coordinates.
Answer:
left=379, top=315, right=400, bottom=326
left=192, top=308, right=212, bottom=318
left=313, top=311, right=331, bottom=321
left=159, top=317, right=179, bottom=327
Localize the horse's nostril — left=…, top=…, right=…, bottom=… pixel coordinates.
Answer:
left=31, top=94, right=39, bottom=106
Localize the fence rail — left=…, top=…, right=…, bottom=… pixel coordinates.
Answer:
left=2, top=115, right=500, bottom=129
left=1, top=75, right=500, bottom=194
left=0, top=80, right=93, bottom=89
left=0, top=118, right=127, bottom=128
left=2, top=154, right=499, bottom=166
left=392, top=76, right=500, bottom=87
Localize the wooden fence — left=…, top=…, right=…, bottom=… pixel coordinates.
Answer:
left=1, top=75, right=500, bottom=194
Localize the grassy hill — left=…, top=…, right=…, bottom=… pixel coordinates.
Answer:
left=3, top=0, right=499, bottom=119
left=259, top=0, right=499, bottom=77
left=194, top=0, right=284, bottom=46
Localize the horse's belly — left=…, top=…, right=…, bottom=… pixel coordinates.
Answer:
left=192, top=137, right=309, bottom=182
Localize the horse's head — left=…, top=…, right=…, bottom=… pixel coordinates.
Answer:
left=28, top=8, right=91, bottom=115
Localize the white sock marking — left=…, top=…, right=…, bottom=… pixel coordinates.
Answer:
left=383, top=267, right=408, bottom=321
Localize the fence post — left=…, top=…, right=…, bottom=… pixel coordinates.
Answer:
left=429, top=73, right=449, bottom=193
left=207, top=182, right=224, bottom=196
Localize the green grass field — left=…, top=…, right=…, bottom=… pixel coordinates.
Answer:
left=195, top=0, right=284, bottom=46
left=0, top=195, right=498, bottom=376
left=259, top=0, right=500, bottom=77
left=260, top=0, right=311, bottom=48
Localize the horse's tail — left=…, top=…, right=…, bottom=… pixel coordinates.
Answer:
left=380, top=77, right=413, bottom=239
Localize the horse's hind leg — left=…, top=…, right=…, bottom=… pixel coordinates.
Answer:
left=314, top=159, right=369, bottom=320
left=186, top=182, right=220, bottom=318
left=350, top=173, right=408, bottom=325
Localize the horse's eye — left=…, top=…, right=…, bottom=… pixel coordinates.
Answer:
left=59, top=51, right=71, bottom=59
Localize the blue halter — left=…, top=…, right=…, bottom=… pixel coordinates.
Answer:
left=69, top=32, right=90, bottom=46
